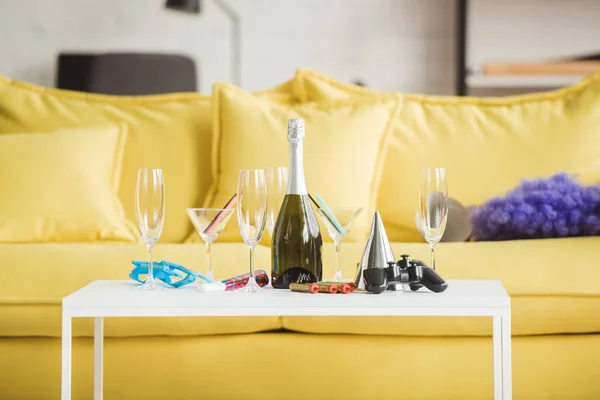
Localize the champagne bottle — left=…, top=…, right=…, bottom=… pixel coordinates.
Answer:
left=271, top=119, right=323, bottom=289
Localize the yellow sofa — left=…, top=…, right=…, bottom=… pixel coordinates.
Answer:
left=1, top=72, right=600, bottom=400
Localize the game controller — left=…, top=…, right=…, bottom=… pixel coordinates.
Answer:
left=363, top=254, right=448, bottom=294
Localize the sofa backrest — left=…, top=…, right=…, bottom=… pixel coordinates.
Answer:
left=0, top=74, right=298, bottom=243
left=293, top=69, right=600, bottom=242
left=0, top=74, right=212, bottom=242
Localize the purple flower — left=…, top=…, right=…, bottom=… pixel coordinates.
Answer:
left=471, top=173, right=600, bottom=241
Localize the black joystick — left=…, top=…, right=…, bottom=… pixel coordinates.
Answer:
left=365, top=254, right=448, bottom=294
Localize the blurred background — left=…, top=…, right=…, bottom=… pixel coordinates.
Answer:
left=0, top=0, right=599, bottom=96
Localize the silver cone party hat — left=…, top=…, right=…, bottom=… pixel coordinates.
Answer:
left=355, top=211, right=395, bottom=288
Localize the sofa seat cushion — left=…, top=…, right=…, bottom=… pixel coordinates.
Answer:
left=4, top=239, right=599, bottom=338
left=0, top=243, right=280, bottom=337
left=282, top=237, right=600, bottom=336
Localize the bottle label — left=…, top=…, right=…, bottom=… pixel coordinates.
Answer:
left=287, top=140, right=308, bottom=195
left=272, top=266, right=317, bottom=289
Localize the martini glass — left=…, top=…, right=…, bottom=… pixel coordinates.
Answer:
left=317, top=206, right=363, bottom=282
left=186, top=208, right=235, bottom=282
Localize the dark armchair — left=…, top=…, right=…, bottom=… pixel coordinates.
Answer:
left=56, top=52, right=197, bottom=95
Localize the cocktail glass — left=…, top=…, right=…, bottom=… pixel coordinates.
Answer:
left=186, top=208, right=235, bottom=283
left=317, top=206, right=363, bottom=282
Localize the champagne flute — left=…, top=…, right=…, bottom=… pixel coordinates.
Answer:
left=264, top=166, right=288, bottom=237
left=237, top=169, right=268, bottom=293
left=136, top=168, right=166, bottom=290
left=418, top=168, right=448, bottom=271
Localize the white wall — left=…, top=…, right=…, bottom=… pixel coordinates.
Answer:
left=468, top=0, right=600, bottom=68
left=0, top=0, right=598, bottom=96
left=0, top=0, right=456, bottom=94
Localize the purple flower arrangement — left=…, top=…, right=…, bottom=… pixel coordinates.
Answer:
left=471, top=173, right=600, bottom=241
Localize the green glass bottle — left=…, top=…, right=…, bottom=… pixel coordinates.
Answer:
left=271, top=119, right=323, bottom=288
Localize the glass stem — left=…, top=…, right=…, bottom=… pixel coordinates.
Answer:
left=206, top=240, right=212, bottom=280
left=147, top=243, right=155, bottom=282
left=335, top=239, right=341, bottom=278
left=430, top=242, right=436, bottom=271
left=249, top=246, right=256, bottom=284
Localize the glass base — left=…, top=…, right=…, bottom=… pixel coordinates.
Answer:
left=139, top=278, right=164, bottom=291
left=195, top=280, right=208, bottom=291
left=206, top=270, right=214, bottom=282
left=236, top=278, right=267, bottom=293
left=332, top=270, right=347, bottom=282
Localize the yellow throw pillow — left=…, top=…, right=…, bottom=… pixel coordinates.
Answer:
left=204, top=83, right=402, bottom=243
left=0, top=125, right=138, bottom=243
left=0, top=74, right=298, bottom=243
left=294, top=68, right=600, bottom=242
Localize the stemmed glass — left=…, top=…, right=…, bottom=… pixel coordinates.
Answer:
left=237, top=169, right=268, bottom=293
left=317, top=206, right=363, bottom=282
left=264, top=166, right=288, bottom=237
left=136, top=168, right=166, bottom=291
left=186, top=208, right=235, bottom=282
left=418, top=168, right=448, bottom=271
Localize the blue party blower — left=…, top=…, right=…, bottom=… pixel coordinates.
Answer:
left=130, top=260, right=214, bottom=288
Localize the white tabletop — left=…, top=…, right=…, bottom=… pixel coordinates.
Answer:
left=62, top=280, right=509, bottom=318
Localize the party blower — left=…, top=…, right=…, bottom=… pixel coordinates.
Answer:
left=354, top=211, right=396, bottom=289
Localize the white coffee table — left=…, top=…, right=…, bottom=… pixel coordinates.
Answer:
left=61, top=279, right=511, bottom=400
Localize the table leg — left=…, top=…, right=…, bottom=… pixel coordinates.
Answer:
left=493, top=315, right=502, bottom=400
left=94, top=317, right=104, bottom=400
left=61, top=313, right=72, bottom=400
left=501, top=312, right=512, bottom=400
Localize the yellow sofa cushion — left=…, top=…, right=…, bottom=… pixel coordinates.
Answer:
left=2, top=238, right=599, bottom=338
left=294, top=69, right=600, bottom=242
left=203, top=82, right=402, bottom=243
left=0, top=126, right=137, bottom=243
left=282, top=237, right=600, bottom=336
left=0, top=75, right=298, bottom=243
left=0, top=243, right=279, bottom=337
